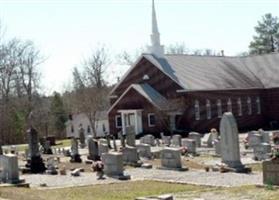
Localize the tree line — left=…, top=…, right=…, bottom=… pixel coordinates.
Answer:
left=0, top=12, right=278, bottom=144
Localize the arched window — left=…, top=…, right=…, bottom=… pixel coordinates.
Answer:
left=217, top=99, right=222, bottom=118
left=247, top=97, right=252, bottom=115
left=237, top=98, right=242, bottom=116
left=206, top=99, right=211, bottom=120
left=194, top=100, right=200, bottom=120
left=227, top=98, right=232, bottom=113
left=256, top=96, right=261, bottom=114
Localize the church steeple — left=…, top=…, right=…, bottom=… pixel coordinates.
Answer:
left=148, top=0, right=164, bottom=58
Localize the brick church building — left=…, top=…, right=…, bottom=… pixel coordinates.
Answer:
left=108, top=0, right=279, bottom=137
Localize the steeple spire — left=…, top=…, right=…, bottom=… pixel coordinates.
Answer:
left=148, top=0, right=164, bottom=58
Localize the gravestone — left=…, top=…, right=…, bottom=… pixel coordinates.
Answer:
left=213, top=139, right=221, bottom=156
left=202, top=133, right=212, bottom=147
left=253, top=143, right=272, bottom=161
left=273, top=131, right=279, bottom=145
left=263, top=160, right=279, bottom=186
left=220, top=112, right=248, bottom=172
left=140, top=135, right=155, bottom=146
left=0, top=154, right=22, bottom=184
left=259, top=129, right=270, bottom=144
left=171, top=135, right=182, bottom=147
left=181, top=139, right=196, bottom=154
left=160, top=133, right=171, bottom=146
left=98, top=143, right=109, bottom=157
left=248, top=132, right=262, bottom=148
left=122, top=146, right=140, bottom=166
left=87, top=137, right=99, bottom=161
left=118, top=131, right=126, bottom=147
left=126, top=126, right=136, bottom=147
left=70, top=138, right=82, bottom=163
left=45, top=157, right=58, bottom=175
left=78, top=125, right=86, bottom=148
left=99, top=138, right=107, bottom=145
left=26, top=127, right=46, bottom=173
left=137, top=144, right=152, bottom=159
left=40, top=138, right=52, bottom=155
left=102, top=152, right=130, bottom=180
left=159, top=148, right=187, bottom=170
left=189, top=132, right=201, bottom=147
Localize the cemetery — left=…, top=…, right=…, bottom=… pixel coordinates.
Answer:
left=0, top=0, right=279, bottom=199
left=0, top=112, right=279, bottom=199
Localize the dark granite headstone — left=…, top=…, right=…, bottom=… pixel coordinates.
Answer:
left=25, top=127, right=46, bottom=173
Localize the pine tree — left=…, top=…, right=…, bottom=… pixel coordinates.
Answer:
left=50, top=92, right=67, bottom=138
left=249, top=13, right=279, bottom=55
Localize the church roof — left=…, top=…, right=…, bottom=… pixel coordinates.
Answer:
left=143, top=53, right=279, bottom=91
left=108, top=83, right=171, bottom=113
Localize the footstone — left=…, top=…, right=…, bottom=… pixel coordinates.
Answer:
left=136, top=144, right=152, bottom=159
left=189, top=132, right=201, bottom=147
left=181, top=139, right=196, bottom=154
left=0, top=154, right=21, bottom=184
left=220, top=112, right=249, bottom=172
left=87, top=137, right=99, bottom=161
left=159, top=148, right=187, bottom=170
left=263, top=160, right=279, bottom=185
left=102, top=152, right=130, bottom=180
left=171, top=135, right=182, bottom=147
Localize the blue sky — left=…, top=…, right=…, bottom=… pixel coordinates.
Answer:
left=0, top=0, right=278, bottom=93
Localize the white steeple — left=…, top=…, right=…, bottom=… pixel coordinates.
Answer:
left=148, top=0, right=164, bottom=58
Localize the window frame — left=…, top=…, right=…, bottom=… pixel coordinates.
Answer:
left=194, top=100, right=200, bottom=120
left=217, top=99, right=222, bottom=118
left=115, top=115, right=122, bottom=128
left=148, top=113, right=156, bottom=127
left=237, top=97, right=242, bottom=116
left=206, top=99, right=211, bottom=120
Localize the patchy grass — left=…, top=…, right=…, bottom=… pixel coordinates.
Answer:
left=0, top=181, right=206, bottom=200
left=246, top=163, right=263, bottom=172
left=0, top=181, right=278, bottom=200
left=2, top=139, right=71, bottom=153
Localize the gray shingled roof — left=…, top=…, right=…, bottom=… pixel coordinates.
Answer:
left=132, top=83, right=170, bottom=110
left=144, top=53, right=279, bottom=91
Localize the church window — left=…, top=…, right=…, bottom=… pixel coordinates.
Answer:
left=148, top=113, right=156, bottom=127
left=237, top=98, right=242, bottom=116
left=206, top=99, right=211, bottom=119
left=217, top=99, right=222, bottom=118
left=247, top=97, right=252, bottom=115
left=194, top=100, right=200, bottom=120
left=227, top=98, right=232, bottom=113
left=256, top=96, right=261, bottom=114
left=115, top=115, right=122, bottom=128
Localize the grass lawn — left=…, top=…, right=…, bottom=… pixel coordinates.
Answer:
left=0, top=181, right=206, bottom=200
left=2, top=139, right=71, bottom=152
left=0, top=181, right=278, bottom=200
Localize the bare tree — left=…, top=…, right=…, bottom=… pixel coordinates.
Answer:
left=71, top=45, right=110, bottom=138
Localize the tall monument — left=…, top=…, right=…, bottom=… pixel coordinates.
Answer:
left=148, top=0, right=164, bottom=58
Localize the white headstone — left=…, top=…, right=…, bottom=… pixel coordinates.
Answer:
left=181, top=139, right=196, bottom=154
left=220, top=112, right=244, bottom=169
left=171, top=135, right=182, bottom=147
